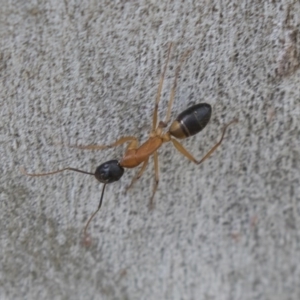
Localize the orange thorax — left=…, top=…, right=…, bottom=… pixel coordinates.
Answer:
left=120, top=137, right=163, bottom=168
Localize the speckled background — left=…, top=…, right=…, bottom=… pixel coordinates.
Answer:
left=1, top=1, right=300, bottom=299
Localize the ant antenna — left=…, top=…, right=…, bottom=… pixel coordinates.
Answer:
left=20, top=167, right=94, bottom=177
left=21, top=166, right=107, bottom=235
left=83, top=183, right=107, bottom=238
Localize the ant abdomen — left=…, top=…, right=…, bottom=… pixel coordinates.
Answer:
left=169, top=103, right=212, bottom=139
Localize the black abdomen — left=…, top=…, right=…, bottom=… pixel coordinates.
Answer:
left=169, top=103, right=212, bottom=139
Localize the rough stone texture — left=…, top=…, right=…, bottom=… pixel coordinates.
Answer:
left=1, top=1, right=300, bottom=299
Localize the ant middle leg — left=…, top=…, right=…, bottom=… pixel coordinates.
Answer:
left=170, top=119, right=238, bottom=165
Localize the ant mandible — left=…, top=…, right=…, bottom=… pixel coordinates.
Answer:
left=22, top=43, right=238, bottom=240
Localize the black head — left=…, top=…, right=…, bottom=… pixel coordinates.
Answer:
left=94, top=160, right=124, bottom=184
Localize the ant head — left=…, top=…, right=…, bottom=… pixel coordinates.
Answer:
left=94, top=160, right=124, bottom=184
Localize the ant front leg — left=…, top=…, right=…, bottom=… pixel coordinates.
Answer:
left=149, top=151, right=159, bottom=210
left=126, top=158, right=149, bottom=192
left=66, top=136, right=138, bottom=151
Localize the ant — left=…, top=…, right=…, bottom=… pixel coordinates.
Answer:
left=22, top=43, right=237, bottom=242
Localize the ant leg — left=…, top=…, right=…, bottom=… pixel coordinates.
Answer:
left=162, top=49, right=192, bottom=126
left=152, top=42, right=173, bottom=131
left=170, top=119, right=238, bottom=165
left=125, top=158, right=149, bottom=192
left=149, top=151, right=159, bottom=210
left=66, top=136, right=138, bottom=151
left=125, top=137, right=139, bottom=151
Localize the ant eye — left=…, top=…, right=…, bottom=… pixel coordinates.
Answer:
left=100, top=164, right=110, bottom=177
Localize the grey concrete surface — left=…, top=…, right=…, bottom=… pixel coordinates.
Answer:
left=1, top=1, right=300, bottom=299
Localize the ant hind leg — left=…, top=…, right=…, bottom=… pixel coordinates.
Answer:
left=152, top=43, right=173, bottom=131
left=170, top=119, right=238, bottom=165
left=162, top=48, right=192, bottom=126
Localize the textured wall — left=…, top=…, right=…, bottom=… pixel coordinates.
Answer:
left=1, top=1, right=300, bottom=299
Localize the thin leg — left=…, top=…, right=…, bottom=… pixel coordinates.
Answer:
left=149, top=151, right=159, bottom=210
left=152, top=42, right=173, bottom=131
left=67, top=136, right=138, bottom=151
left=125, top=158, right=149, bottom=191
left=125, top=137, right=139, bottom=151
left=170, top=119, right=238, bottom=165
left=163, top=49, right=192, bottom=125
